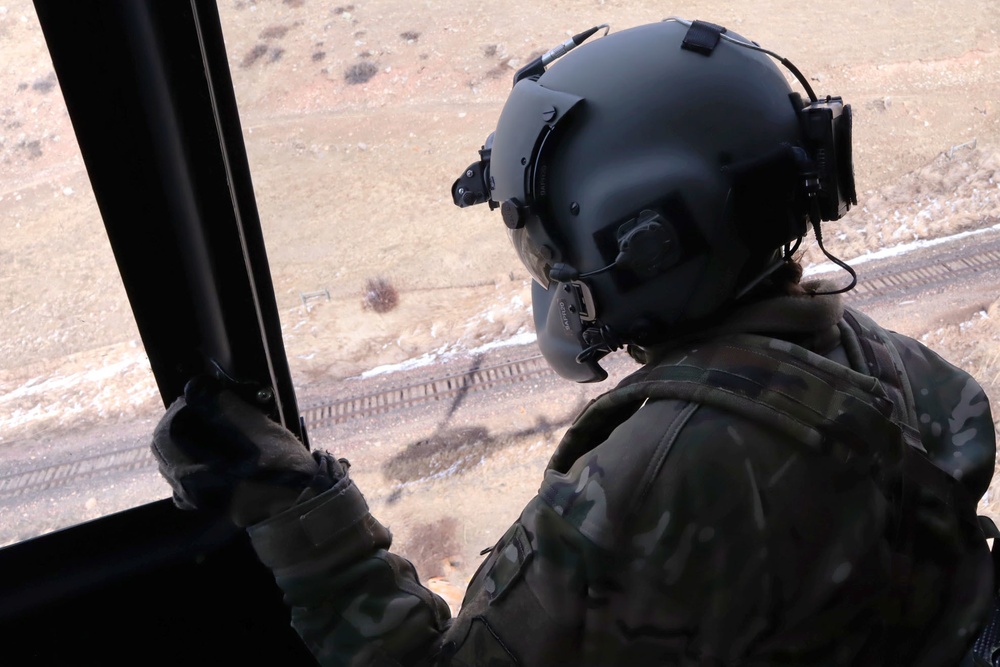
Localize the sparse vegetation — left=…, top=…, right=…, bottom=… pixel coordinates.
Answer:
left=16, top=82, right=27, bottom=92
left=259, top=24, right=292, bottom=40
left=1, top=108, right=21, bottom=131
left=312, top=51, right=326, bottom=62
left=483, top=44, right=498, bottom=57
left=16, top=139, right=42, bottom=160
left=31, top=74, right=56, bottom=94
left=344, top=61, right=379, bottom=85
left=333, top=4, right=355, bottom=14
left=362, top=277, right=398, bottom=313
left=240, top=44, right=269, bottom=68
left=283, top=0, right=305, bottom=6
left=400, top=30, right=420, bottom=43
left=268, top=47, right=285, bottom=63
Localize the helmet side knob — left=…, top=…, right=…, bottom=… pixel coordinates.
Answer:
left=501, top=198, right=528, bottom=229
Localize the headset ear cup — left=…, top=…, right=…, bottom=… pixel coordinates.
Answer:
left=837, top=104, right=858, bottom=207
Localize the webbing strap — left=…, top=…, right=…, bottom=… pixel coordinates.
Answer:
left=841, top=309, right=925, bottom=452
left=553, top=331, right=902, bottom=473
left=680, top=20, right=727, bottom=56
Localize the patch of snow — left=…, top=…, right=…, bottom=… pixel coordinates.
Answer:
left=805, top=221, right=1000, bottom=276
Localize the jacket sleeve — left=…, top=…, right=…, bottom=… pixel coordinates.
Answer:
left=886, top=329, right=996, bottom=501
left=244, top=397, right=893, bottom=666
left=246, top=464, right=452, bottom=666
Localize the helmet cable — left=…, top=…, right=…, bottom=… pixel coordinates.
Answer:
left=808, top=216, right=858, bottom=295
left=514, top=24, right=610, bottom=84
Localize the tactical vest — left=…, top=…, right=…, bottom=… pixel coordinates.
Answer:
left=548, top=307, right=997, bottom=665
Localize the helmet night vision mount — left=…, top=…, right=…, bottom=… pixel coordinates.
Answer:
left=453, top=19, right=858, bottom=383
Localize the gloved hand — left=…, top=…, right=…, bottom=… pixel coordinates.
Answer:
left=151, top=375, right=327, bottom=527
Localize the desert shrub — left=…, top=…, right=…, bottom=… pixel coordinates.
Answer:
left=240, top=44, right=268, bottom=68
left=283, top=0, right=305, bottom=6
left=400, top=30, right=420, bottom=42
left=17, top=139, right=42, bottom=159
left=362, top=277, right=399, bottom=313
left=333, top=4, right=354, bottom=14
left=269, top=47, right=285, bottom=63
left=32, top=74, right=55, bottom=94
left=312, top=51, right=326, bottom=62
left=344, top=61, right=379, bottom=85
left=260, top=24, right=291, bottom=40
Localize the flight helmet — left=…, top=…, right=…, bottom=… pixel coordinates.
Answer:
left=454, top=19, right=856, bottom=381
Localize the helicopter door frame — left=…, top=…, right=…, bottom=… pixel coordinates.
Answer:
left=0, top=2, right=316, bottom=662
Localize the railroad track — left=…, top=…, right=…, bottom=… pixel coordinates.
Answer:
left=5, top=232, right=1000, bottom=500
left=0, top=355, right=557, bottom=499
left=849, top=234, right=1000, bottom=305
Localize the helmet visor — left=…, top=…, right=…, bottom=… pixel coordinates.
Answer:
left=507, top=226, right=551, bottom=289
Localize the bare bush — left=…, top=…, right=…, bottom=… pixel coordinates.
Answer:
left=344, top=61, right=379, bottom=85
left=32, top=74, right=56, bottom=94
left=16, top=139, right=42, bottom=160
left=260, top=24, right=292, bottom=40
left=362, top=277, right=399, bottom=313
left=240, top=44, right=268, bottom=68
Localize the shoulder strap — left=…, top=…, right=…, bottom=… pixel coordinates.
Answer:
left=551, top=332, right=904, bottom=474
left=841, top=308, right=925, bottom=452
left=554, top=321, right=985, bottom=523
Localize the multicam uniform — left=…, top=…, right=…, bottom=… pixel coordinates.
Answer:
left=247, top=291, right=996, bottom=666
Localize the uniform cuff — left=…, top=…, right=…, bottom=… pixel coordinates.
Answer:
left=247, top=472, right=373, bottom=569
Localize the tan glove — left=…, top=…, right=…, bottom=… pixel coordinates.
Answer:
left=151, top=375, right=329, bottom=527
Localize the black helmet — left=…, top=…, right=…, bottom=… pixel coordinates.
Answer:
left=454, top=19, right=856, bottom=381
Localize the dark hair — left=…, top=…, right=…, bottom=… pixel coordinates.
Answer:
left=770, top=258, right=805, bottom=296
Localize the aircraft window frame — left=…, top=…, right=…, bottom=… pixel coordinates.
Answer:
left=1, top=0, right=302, bottom=547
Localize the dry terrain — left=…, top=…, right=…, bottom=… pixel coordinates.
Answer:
left=2, top=0, right=1000, bottom=604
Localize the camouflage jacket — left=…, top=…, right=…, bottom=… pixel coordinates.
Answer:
left=247, top=294, right=996, bottom=666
